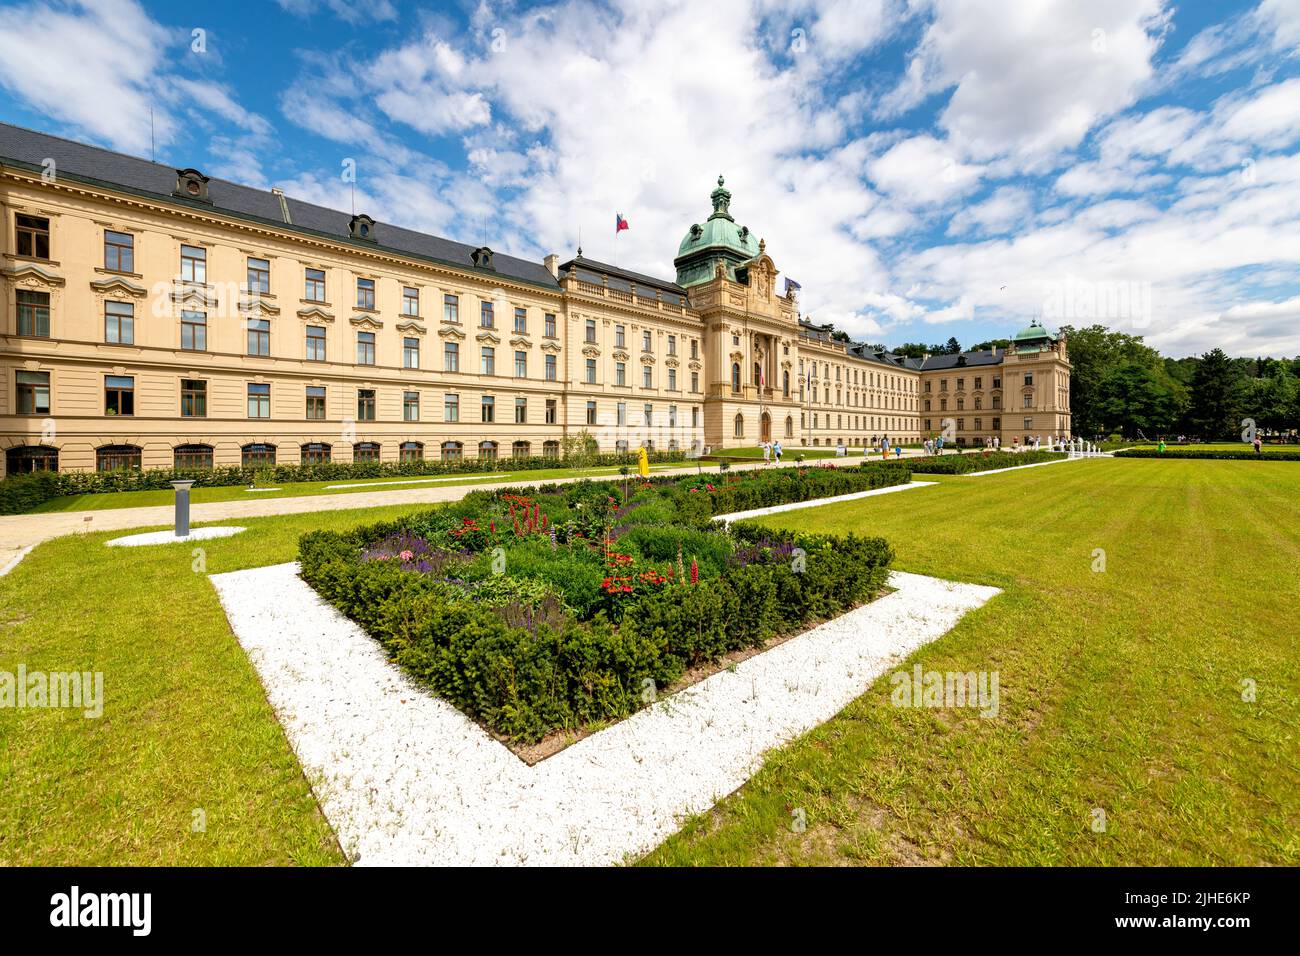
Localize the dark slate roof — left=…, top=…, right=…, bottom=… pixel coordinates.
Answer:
left=558, top=255, right=688, bottom=306
left=919, top=349, right=1005, bottom=371
left=0, top=121, right=559, bottom=290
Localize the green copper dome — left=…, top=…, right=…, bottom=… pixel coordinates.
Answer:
left=1014, top=320, right=1054, bottom=342
left=675, top=176, right=760, bottom=286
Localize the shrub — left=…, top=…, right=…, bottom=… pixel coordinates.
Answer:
left=904, top=450, right=1065, bottom=475
left=299, top=465, right=897, bottom=742
left=0, top=470, right=61, bottom=515
left=1113, top=448, right=1300, bottom=461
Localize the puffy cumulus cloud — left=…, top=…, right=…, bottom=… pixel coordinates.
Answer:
left=867, top=134, right=982, bottom=205
left=885, top=0, right=1170, bottom=166
left=946, top=186, right=1034, bottom=237
left=1257, top=0, right=1300, bottom=53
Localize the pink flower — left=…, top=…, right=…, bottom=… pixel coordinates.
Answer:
left=399, top=550, right=414, bottom=562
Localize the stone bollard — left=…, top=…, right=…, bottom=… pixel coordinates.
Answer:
left=172, top=480, right=195, bottom=537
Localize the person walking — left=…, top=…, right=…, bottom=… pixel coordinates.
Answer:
left=1253, top=434, right=1262, bottom=455
left=774, top=440, right=783, bottom=464
left=762, top=440, right=771, bottom=465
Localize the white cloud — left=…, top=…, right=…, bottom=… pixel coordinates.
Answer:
left=275, top=0, right=396, bottom=25
left=946, top=186, right=1033, bottom=236
left=867, top=134, right=981, bottom=205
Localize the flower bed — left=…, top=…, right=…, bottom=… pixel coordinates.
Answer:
left=903, top=450, right=1067, bottom=474
left=1113, top=448, right=1300, bottom=461
left=298, top=462, right=908, bottom=742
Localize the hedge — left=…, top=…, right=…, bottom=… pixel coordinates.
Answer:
left=0, top=449, right=687, bottom=515
left=299, top=463, right=898, bottom=742
left=1114, top=448, right=1300, bottom=461
left=903, top=450, right=1067, bottom=475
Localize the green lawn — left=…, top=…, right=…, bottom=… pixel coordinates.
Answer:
left=30, top=461, right=687, bottom=513
left=1, top=458, right=1295, bottom=865
left=644, top=458, right=1299, bottom=865
left=1125, top=442, right=1299, bottom=454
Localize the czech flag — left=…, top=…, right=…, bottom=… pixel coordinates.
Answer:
left=615, top=213, right=629, bottom=233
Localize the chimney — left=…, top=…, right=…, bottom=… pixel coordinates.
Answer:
left=992, top=346, right=998, bottom=356
left=544, top=254, right=559, bottom=279
left=922, top=352, right=931, bottom=361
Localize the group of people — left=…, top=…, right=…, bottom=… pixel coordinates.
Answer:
left=759, top=440, right=784, bottom=464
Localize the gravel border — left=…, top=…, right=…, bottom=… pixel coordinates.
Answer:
left=962, top=455, right=1100, bottom=477
left=106, top=526, right=247, bottom=547
left=211, top=562, right=998, bottom=866
left=711, top=480, right=935, bottom=525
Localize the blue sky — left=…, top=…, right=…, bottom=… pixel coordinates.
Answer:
left=1, top=0, right=1298, bottom=357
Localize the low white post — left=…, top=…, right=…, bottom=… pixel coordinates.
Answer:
left=172, top=479, right=195, bottom=537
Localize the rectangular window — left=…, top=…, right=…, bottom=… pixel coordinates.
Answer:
left=668, top=368, right=677, bottom=391
left=180, top=310, right=207, bottom=351
left=105, top=375, right=134, bottom=416
left=975, top=376, right=983, bottom=389
left=15, top=290, right=50, bottom=337
left=1024, top=417, right=1034, bottom=430
left=615, top=325, right=625, bottom=348
left=667, top=334, right=676, bottom=356
left=247, top=318, right=270, bottom=356
left=669, top=405, right=678, bottom=427
left=305, top=324, right=326, bottom=361
left=356, top=331, right=375, bottom=365
left=616, top=362, right=626, bottom=386
left=480, top=301, right=494, bottom=328
left=692, top=406, right=699, bottom=427
left=1023, top=393, right=1033, bottom=408
left=180, top=379, right=206, bottom=418
left=481, top=395, right=495, bottom=423
left=404, top=391, right=420, bottom=422
left=403, top=336, right=420, bottom=369
left=691, top=371, right=699, bottom=392
left=1024, top=372, right=1034, bottom=386
left=514, top=396, right=527, bottom=424
left=180, top=244, right=206, bottom=283
left=247, top=382, right=270, bottom=419
left=545, top=399, right=556, bottom=424
left=643, top=404, right=653, bottom=427
left=357, top=388, right=376, bottom=421
left=444, top=341, right=459, bottom=372
left=690, top=339, right=698, bottom=359
left=304, top=268, right=326, bottom=302
left=514, top=307, right=527, bottom=333
left=992, top=376, right=1001, bottom=389
left=617, top=402, right=626, bottom=426
left=585, top=358, right=596, bottom=384
left=444, top=393, right=459, bottom=422
left=15, top=214, right=50, bottom=259
left=585, top=319, right=596, bottom=343
left=642, top=330, right=652, bottom=352
left=306, top=385, right=326, bottom=420
left=544, top=313, right=556, bottom=337
left=16, top=370, right=50, bottom=415
left=481, top=346, right=495, bottom=376
left=515, top=350, right=527, bottom=378
left=247, top=257, right=270, bottom=294
left=402, top=286, right=420, bottom=316
left=586, top=400, right=597, bottom=425
left=104, top=231, right=134, bottom=272
left=545, top=354, right=556, bottom=381
left=356, top=278, right=375, bottom=310
left=103, top=300, right=133, bottom=345
left=643, top=365, right=652, bottom=388
left=443, top=293, right=459, bottom=323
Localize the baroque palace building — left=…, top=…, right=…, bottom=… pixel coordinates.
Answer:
left=0, top=122, right=1070, bottom=475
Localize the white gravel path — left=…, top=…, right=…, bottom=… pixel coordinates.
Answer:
left=106, top=525, right=247, bottom=547
left=0, top=544, right=34, bottom=576
left=962, top=455, right=1102, bottom=477
left=210, top=562, right=998, bottom=866
left=711, top=480, right=935, bottom=525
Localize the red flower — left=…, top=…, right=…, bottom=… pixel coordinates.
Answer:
left=690, top=559, right=699, bottom=585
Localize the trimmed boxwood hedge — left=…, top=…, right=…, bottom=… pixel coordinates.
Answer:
left=299, top=462, right=900, bottom=742
left=0, top=449, right=687, bottom=515
left=1114, top=448, right=1300, bottom=461
left=903, top=449, right=1066, bottom=474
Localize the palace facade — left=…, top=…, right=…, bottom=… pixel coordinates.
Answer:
left=0, top=122, right=1070, bottom=475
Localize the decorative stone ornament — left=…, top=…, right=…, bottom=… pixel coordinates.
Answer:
left=348, top=214, right=377, bottom=241
left=173, top=168, right=211, bottom=203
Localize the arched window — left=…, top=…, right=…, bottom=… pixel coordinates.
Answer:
left=96, top=444, right=141, bottom=471
left=542, top=440, right=560, bottom=459
left=353, top=442, right=381, bottom=463
left=173, top=444, right=213, bottom=470
left=731, top=363, right=741, bottom=393
left=733, top=413, right=744, bottom=438
left=6, top=445, right=58, bottom=474
left=399, top=441, right=423, bottom=462
left=782, top=370, right=790, bottom=398
left=441, top=441, right=463, bottom=462
left=511, top=440, right=530, bottom=458
left=241, top=443, right=276, bottom=467
left=478, top=440, right=498, bottom=461
left=301, top=442, right=331, bottom=464
left=785, top=416, right=794, bottom=438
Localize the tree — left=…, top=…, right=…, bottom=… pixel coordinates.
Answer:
left=969, top=338, right=1011, bottom=352
left=1188, top=348, right=1245, bottom=439
left=1094, top=363, right=1178, bottom=438
left=1058, top=324, right=1180, bottom=435
left=561, top=429, right=598, bottom=472
left=943, top=336, right=962, bottom=355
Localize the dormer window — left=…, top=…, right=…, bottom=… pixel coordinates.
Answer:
left=173, top=168, right=211, bottom=203
left=471, top=246, right=495, bottom=270
left=349, top=214, right=376, bottom=241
